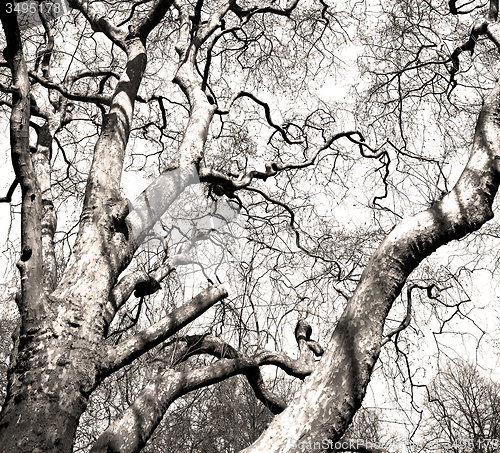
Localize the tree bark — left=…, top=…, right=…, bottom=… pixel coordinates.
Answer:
left=3, top=1, right=500, bottom=452
left=91, top=343, right=318, bottom=453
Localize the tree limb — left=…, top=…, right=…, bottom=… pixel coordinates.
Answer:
left=92, top=333, right=320, bottom=453
left=0, top=6, right=45, bottom=321
left=32, top=123, right=58, bottom=293
left=231, top=0, right=300, bottom=19
left=100, top=284, right=228, bottom=377
left=163, top=334, right=288, bottom=414
left=132, top=0, right=175, bottom=41
left=104, top=257, right=177, bottom=334
left=198, top=130, right=378, bottom=192
left=29, top=71, right=112, bottom=106
left=217, top=91, right=304, bottom=144
left=241, top=64, right=500, bottom=453
left=67, top=0, right=127, bottom=48
left=0, top=178, right=18, bottom=203
left=381, top=286, right=413, bottom=347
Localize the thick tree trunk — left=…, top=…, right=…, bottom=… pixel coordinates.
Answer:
left=0, top=10, right=149, bottom=453
left=5, top=1, right=499, bottom=452
left=0, top=336, right=99, bottom=453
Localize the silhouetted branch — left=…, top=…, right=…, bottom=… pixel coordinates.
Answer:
left=0, top=178, right=18, bottom=203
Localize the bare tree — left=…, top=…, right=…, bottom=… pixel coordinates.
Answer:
left=423, top=361, right=500, bottom=453
left=1, top=0, right=500, bottom=452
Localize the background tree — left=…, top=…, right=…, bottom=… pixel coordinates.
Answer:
left=1, top=0, right=500, bottom=452
left=421, top=361, right=500, bottom=453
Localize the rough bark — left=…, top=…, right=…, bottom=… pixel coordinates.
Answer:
left=0, top=7, right=65, bottom=453
left=3, top=1, right=500, bottom=452
left=101, top=284, right=228, bottom=378
left=126, top=0, right=219, bottom=244
left=0, top=5, right=159, bottom=452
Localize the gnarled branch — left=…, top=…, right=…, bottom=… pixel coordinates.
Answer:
left=92, top=321, right=323, bottom=453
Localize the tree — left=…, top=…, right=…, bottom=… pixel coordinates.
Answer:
left=1, top=0, right=500, bottom=452
left=424, top=361, right=500, bottom=453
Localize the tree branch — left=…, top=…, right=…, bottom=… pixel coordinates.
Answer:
left=29, top=71, right=112, bottom=106
left=104, top=257, right=177, bottom=334
left=32, top=123, right=58, bottom=293
left=0, top=178, right=18, bottom=203
left=132, top=0, right=175, bottom=41
left=449, top=21, right=487, bottom=83
left=231, top=0, right=300, bottom=19
left=100, top=284, right=228, bottom=377
left=0, top=6, right=45, bottom=320
left=241, top=68, right=500, bottom=453
left=381, top=286, right=413, bottom=347
left=198, top=130, right=377, bottom=192
left=49, top=35, right=149, bottom=327
left=217, top=91, right=304, bottom=145
left=193, top=0, right=234, bottom=47
left=67, top=0, right=127, bottom=48
left=126, top=0, right=221, bottom=244
left=163, top=334, right=287, bottom=414
left=91, top=325, right=321, bottom=453
left=37, top=4, right=60, bottom=110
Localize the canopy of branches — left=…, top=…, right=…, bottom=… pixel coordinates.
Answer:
left=1, top=0, right=500, bottom=452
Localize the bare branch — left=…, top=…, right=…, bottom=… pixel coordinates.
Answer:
left=80, top=35, right=147, bottom=242
left=37, top=4, right=60, bottom=110
left=104, top=258, right=177, bottom=333
left=448, top=0, right=488, bottom=14
left=32, top=123, right=58, bottom=293
left=0, top=178, right=18, bottom=203
left=382, top=283, right=442, bottom=347
left=217, top=91, right=303, bottom=145
left=194, top=0, right=234, bottom=47
left=245, top=185, right=343, bottom=268
left=92, top=340, right=317, bottom=453
left=100, top=284, right=228, bottom=377
left=165, top=334, right=287, bottom=414
left=295, top=319, right=324, bottom=366
left=449, top=21, right=487, bottom=82
left=66, top=68, right=120, bottom=85
left=242, top=76, right=500, bottom=453
left=132, top=0, right=175, bottom=41
left=104, top=269, right=149, bottom=332
left=29, top=71, right=112, bottom=106
left=448, top=2, right=500, bottom=88
left=198, top=131, right=379, bottom=192
left=202, top=25, right=242, bottom=92
left=67, top=0, right=127, bottom=48
left=0, top=6, right=44, bottom=316
left=381, top=286, right=412, bottom=347
left=231, top=0, right=300, bottom=19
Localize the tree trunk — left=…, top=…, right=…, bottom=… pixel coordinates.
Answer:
left=0, top=333, right=100, bottom=453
